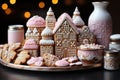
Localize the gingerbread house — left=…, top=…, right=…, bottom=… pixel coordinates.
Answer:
left=25, top=15, right=45, bottom=43
left=78, top=25, right=96, bottom=45
left=40, top=26, right=54, bottom=56
left=23, top=39, right=39, bottom=57
left=46, top=7, right=56, bottom=30
left=53, top=13, right=79, bottom=59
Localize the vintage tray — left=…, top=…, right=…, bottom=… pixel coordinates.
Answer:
left=0, top=59, right=102, bottom=72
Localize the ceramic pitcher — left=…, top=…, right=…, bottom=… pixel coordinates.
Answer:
left=88, top=1, right=112, bottom=49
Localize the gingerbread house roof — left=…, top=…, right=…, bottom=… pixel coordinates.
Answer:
left=72, top=7, right=85, bottom=26
left=53, top=15, right=79, bottom=34
left=23, top=39, right=38, bottom=49
left=47, top=7, right=54, bottom=16
left=26, top=15, right=45, bottom=28
left=41, top=27, right=53, bottom=37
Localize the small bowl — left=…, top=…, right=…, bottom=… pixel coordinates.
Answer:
left=77, top=48, right=104, bottom=66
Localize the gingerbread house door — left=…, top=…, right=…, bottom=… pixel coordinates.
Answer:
left=62, top=38, right=69, bottom=57
left=62, top=39, right=77, bottom=57
left=62, top=34, right=77, bottom=57
left=63, top=48, right=68, bottom=57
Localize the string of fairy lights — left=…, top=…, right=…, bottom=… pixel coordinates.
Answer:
left=1, top=0, right=84, bottom=19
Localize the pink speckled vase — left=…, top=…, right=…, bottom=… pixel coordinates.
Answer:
left=88, top=1, right=112, bottom=49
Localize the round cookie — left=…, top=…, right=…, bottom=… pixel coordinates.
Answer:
left=55, top=60, right=69, bottom=67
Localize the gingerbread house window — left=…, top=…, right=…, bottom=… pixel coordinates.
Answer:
left=62, top=39, right=68, bottom=47
left=67, top=49, right=76, bottom=56
left=56, top=33, right=62, bottom=40
left=41, top=46, right=53, bottom=54
left=63, top=33, right=69, bottom=39
left=57, top=29, right=62, bottom=33
left=70, top=40, right=76, bottom=47
left=70, top=33, right=76, bottom=39
left=70, top=28, right=74, bottom=33
left=63, top=21, right=70, bottom=33
left=56, top=41, right=62, bottom=46
left=56, top=48, right=62, bottom=53
left=40, top=46, right=45, bottom=53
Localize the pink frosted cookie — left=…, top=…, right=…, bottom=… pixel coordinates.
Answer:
left=37, top=57, right=44, bottom=61
left=26, top=15, right=45, bottom=27
left=68, top=56, right=78, bottom=63
left=62, top=57, right=69, bottom=61
left=74, top=61, right=82, bottom=66
left=27, top=57, right=36, bottom=64
left=55, top=60, right=69, bottom=67
left=27, top=57, right=44, bottom=67
left=62, top=56, right=78, bottom=62
left=23, top=39, right=38, bottom=49
left=34, top=61, right=44, bottom=67
left=69, top=61, right=82, bottom=66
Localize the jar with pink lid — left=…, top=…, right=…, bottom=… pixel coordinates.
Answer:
left=8, top=25, right=24, bottom=44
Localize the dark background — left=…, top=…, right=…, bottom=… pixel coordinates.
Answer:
left=0, top=0, right=120, bottom=44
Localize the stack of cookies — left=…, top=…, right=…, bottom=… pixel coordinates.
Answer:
left=0, top=43, right=30, bottom=65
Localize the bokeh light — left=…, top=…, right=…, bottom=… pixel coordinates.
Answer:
left=5, top=8, right=12, bottom=15
left=1, top=3, right=8, bottom=10
left=38, top=1, right=45, bottom=8
left=24, top=11, right=31, bottom=19
left=9, top=0, right=16, bottom=4
left=52, top=0, right=58, bottom=4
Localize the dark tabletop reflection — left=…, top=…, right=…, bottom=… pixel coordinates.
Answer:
left=1, top=64, right=120, bottom=80
left=104, top=70, right=120, bottom=80
left=0, top=64, right=104, bottom=80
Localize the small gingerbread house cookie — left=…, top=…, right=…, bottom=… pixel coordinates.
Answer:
left=72, top=7, right=85, bottom=29
left=46, top=7, right=56, bottom=30
left=23, top=39, right=39, bottom=57
left=40, top=26, right=54, bottom=56
left=53, top=13, right=79, bottom=59
left=78, top=25, right=96, bottom=45
left=26, top=15, right=45, bottom=42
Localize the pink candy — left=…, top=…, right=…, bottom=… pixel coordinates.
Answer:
left=27, top=57, right=43, bottom=67
left=55, top=60, right=69, bottom=67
